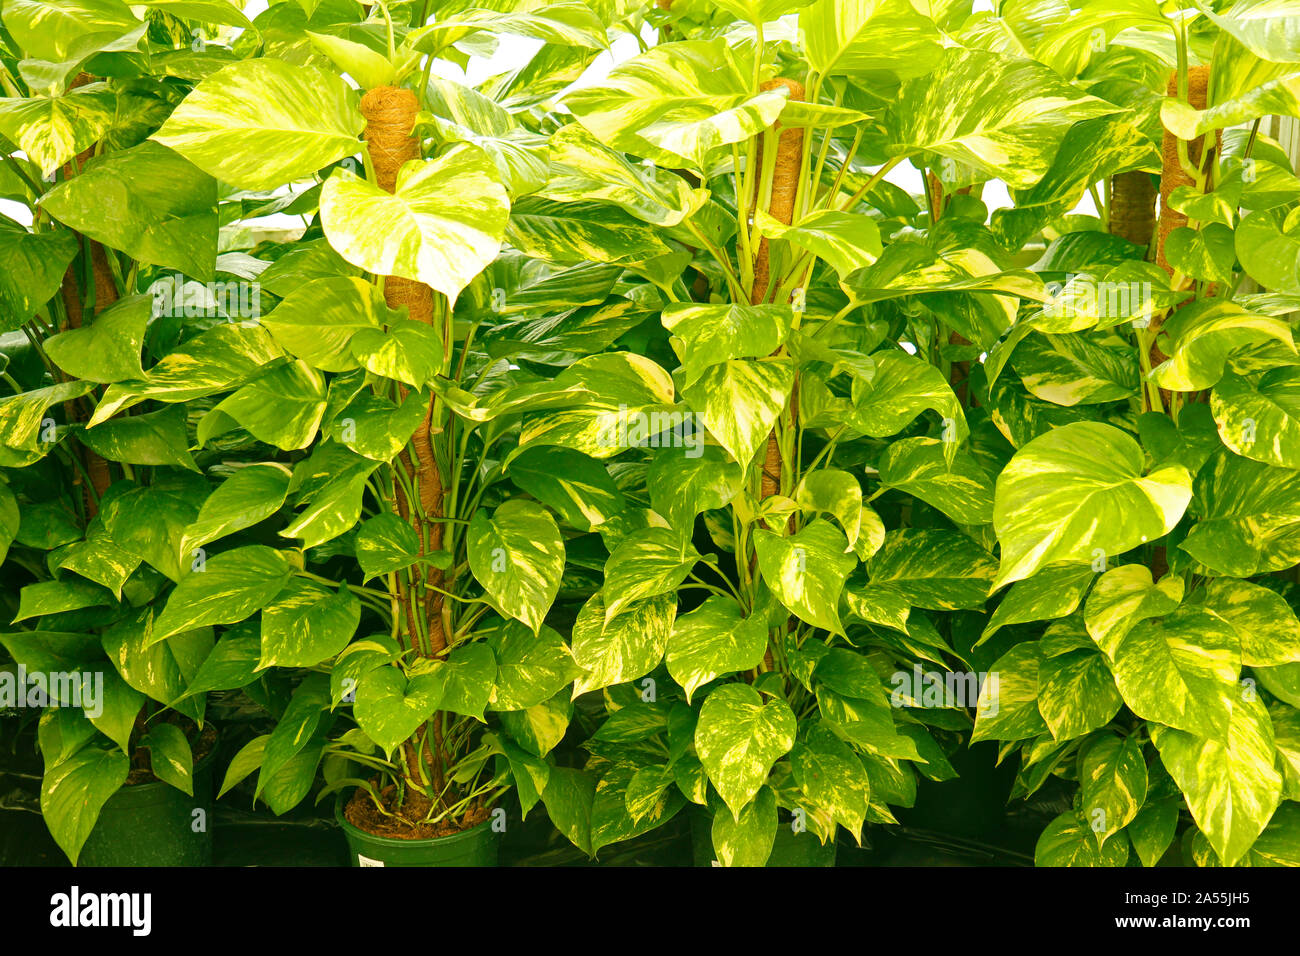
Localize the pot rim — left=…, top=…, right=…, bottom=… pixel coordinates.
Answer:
left=333, top=790, right=498, bottom=848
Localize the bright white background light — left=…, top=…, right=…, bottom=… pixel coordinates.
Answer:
left=0, top=3, right=1093, bottom=247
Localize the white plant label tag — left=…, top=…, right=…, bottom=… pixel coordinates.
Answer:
left=357, top=854, right=385, bottom=867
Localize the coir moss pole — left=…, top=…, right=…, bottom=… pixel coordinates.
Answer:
left=923, top=171, right=972, bottom=223
left=1146, top=66, right=1218, bottom=576
left=360, top=86, right=449, bottom=801
left=1156, top=65, right=1219, bottom=275
left=54, top=72, right=117, bottom=516
left=746, top=78, right=803, bottom=673
left=656, top=0, right=676, bottom=41
left=1151, top=66, right=1221, bottom=389
left=1108, top=170, right=1157, bottom=248
left=360, top=86, right=447, bottom=659
left=750, top=78, right=804, bottom=503
left=924, top=171, right=974, bottom=402
left=749, top=78, right=804, bottom=308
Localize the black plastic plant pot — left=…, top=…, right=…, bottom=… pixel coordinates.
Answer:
left=78, top=733, right=219, bottom=867
left=334, top=793, right=501, bottom=867
left=690, top=808, right=837, bottom=867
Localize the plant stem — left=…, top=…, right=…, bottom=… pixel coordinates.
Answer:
left=839, top=157, right=902, bottom=213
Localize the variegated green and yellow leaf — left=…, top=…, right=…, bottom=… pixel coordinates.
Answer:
left=467, top=500, right=565, bottom=633
left=153, top=59, right=362, bottom=191
left=665, top=596, right=768, bottom=703
left=1152, top=693, right=1282, bottom=867
left=992, top=422, right=1193, bottom=588
left=885, top=47, right=1118, bottom=188
left=321, top=146, right=509, bottom=304
left=695, top=684, right=796, bottom=818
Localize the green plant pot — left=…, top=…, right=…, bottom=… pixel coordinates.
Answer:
left=334, top=794, right=501, bottom=867
left=77, top=734, right=219, bottom=867
left=690, top=809, right=837, bottom=867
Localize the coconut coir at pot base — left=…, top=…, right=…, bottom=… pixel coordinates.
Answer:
left=345, top=785, right=490, bottom=839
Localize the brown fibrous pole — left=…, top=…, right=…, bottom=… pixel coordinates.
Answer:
left=751, top=78, right=804, bottom=504
left=1148, top=66, right=1218, bottom=579
left=1108, top=170, right=1158, bottom=249
left=1151, top=66, right=1221, bottom=383
left=655, top=0, right=677, bottom=41
left=57, top=73, right=117, bottom=516
left=360, top=86, right=449, bottom=808
left=746, top=79, right=804, bottom=672
left=1156, top=66, right=1219, bottom=276
left=360, top=86, right=447, bottom=657
left=924, top=170, right=975, bottom=401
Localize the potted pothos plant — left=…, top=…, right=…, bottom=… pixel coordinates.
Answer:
left=957, top=0, right=1300, bottom=867
left=479, top=0, right=1106, bottom=865
left=0, top=0, right=264, bottom=865
left=7, top=0, right=1300, bottom=873
left=0, top=0, right=601, bottom=866
left=496, top=0, right=1300, bottom=869
left=104, top=0, right=633, bottom=866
